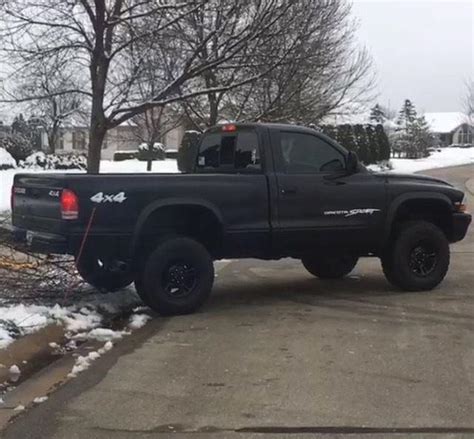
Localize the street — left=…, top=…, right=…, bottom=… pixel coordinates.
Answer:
left=3, top=164, right=474, bottom=439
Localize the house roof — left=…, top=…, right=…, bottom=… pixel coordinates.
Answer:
left=424, top=112, right=469, bottom=133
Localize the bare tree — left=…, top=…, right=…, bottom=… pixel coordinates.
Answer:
left=181, top=0, right=374, bottom=128
left=465, top=80, right=474, bottom=124
left=1, top=0, right=309, bottom=173
left=14, top=54, right=86, bottom=153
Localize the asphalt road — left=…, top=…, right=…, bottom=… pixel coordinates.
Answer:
left=3, top=164, right=474, bottom=439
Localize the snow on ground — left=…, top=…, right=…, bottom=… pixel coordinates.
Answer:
left=367, top=147, right=474, bottom=173
left=0, top=289, right=142, bottom=349
left=0, top=159, right=179, bottom=213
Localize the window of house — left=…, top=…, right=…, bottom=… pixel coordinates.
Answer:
left=72, top=131, right=86, bottom=150
left=196, top=129, right=261, bottom=173
left=458, top=125, right=473, bottom=145
left=279, top=131, right=345, bottom=174
left=57, top=132, right=64, bottom=150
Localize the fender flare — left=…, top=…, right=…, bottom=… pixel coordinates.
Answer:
left=129, top=197, right=224, bottom=256
left=382, top=191, right=453, bottom=245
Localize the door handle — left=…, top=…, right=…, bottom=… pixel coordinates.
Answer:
left=281, top=187, right=298, bottom=195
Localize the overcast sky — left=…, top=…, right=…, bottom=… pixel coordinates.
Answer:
left=352, top=0, right=473, bottom=114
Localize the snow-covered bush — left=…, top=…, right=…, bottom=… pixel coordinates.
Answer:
left=21, top=152, right=87, bottom=170
left=138, top=142, right=166, bottom=160
left=0, top=134, right=33, bottom=164
left=0, top=147, right=16, bottom=170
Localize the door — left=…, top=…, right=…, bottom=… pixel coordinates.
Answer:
left=195, top=126, right=271, bottom=257
left=273, top=130, right=385, bottom=254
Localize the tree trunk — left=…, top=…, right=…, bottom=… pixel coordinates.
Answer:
left=147, top=142, right=153, bottom=172
left=87, top=124, right=106, bottom=174
left=48, top=124, right=59, bottom=155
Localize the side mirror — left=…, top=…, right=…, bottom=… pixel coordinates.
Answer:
left=346, top=151, right=359, bottom=174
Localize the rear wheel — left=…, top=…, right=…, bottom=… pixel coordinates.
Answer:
left=142, top=237, right=214, bottom=315
left=302, top=254, right=358, bottom=279
left=381, top=221, right=449, bottom=291
left=76, top=254, right=133, bottom=292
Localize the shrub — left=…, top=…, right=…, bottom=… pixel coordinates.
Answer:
left=0, top=134, right=34, bottom=164
left=113, top=151, right=138, bottom=161
left=320, top=123, right=391, bottom=165
left=21, top=152, right=87, bottom=170
left=137, top=142, right=166, bottom=161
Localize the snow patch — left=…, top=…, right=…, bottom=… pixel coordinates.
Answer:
left=0, top=290, right=140, bottom=350
left=33, top=396, right=48, bottom=404
left=128, top=313, right=151, bottom=329
left=74, top=327, right=128, bottom=342
left=68, top=349, right=103, bottom=378
left=0, top=148, right=16, bottom=169
left=9, top=364, right=20, bottom=375
left=368, top=147, right=474, bottom=174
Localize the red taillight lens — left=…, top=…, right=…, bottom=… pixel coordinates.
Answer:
left=222, top=124, right=237, bottom=132
left=60, top=189, right=79, bottom=220
left=454, top=202, right=468, bottom=213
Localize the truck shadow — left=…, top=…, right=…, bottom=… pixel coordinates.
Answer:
left=205, top=270, right=473, bottom=331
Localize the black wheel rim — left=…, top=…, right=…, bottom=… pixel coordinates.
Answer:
left=162, top=260, right=197, bottom=298
left=408, top=242, right=438, bottom=277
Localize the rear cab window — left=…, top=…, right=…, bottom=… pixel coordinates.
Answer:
left=196, top=127, right=262, bottom=173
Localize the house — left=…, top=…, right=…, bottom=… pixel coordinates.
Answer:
left=43, top=121, right=186, bottom=160
left=424, top=112, right=473, bottom=147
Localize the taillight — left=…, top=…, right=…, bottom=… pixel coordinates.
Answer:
left=11, top=186, right=26, bottom=211
left=222, top=124, right=237, bottom=132
left=60, top=189, right=79, bottom=220
left=454, top=202, right=468, bottom=213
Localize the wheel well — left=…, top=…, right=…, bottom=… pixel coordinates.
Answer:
left=391, top=199, right=453, bottom=238
left=134, top=204, right=223, bottom=260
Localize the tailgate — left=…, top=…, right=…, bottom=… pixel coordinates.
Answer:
left=12, top=174, right=67, bottom=233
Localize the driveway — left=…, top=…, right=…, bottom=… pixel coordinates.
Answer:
left=3, top=164, right=474, bottom=439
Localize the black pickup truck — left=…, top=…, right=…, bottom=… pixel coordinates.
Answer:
left=10, top=123, right=471, bottom=315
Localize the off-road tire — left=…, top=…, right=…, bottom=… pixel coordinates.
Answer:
left=142, top=236, right=214, bottom=315
left=381, top=221, right=450, bottom=291
left=302, top=254, right=358, bottom=279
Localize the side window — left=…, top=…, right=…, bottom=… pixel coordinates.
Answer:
left=196, top=129, right=261, bottom=172
left=280, top=132, right=345, bottom=174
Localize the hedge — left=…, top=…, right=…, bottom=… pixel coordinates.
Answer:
left=320, top=123, right=391, bottom=165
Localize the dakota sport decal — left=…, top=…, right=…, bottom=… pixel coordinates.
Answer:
left=324, top=208, right=381, bottom=217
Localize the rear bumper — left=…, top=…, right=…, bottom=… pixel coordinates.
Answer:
left=451, top=212, right=472, bottom=242
left=7, top=226, right=68, bottom=254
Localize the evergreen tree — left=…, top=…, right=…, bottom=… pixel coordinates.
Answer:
left=353, top=124, right=368, bottom=163
left=396, top=99, right=417, bottom=130
left=369, top=104, right=386, bottom=124
left=365, top=124, right=379, bottom=163
left=320, top=125, right=337, bottom=141
left=338, top=124, right=357, bottom=156
left=11, top=114, right=30, bottom=137
left=375, top=124, right=391, bottom=160
left=408, top=116, right=433, bottom=157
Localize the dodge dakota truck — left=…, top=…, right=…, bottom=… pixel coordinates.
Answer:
left=10, top=123, right=472, bottom=315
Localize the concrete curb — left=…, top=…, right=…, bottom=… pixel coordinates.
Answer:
left=465, top=178, right=474, bottom=195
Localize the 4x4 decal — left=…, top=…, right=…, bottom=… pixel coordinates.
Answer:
left=90, top=192, right=127, bottom=204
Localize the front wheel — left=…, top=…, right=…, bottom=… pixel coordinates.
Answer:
left=302, top=254, right=358, bottom=279
left=142, top=237, right=214, bottom=315
left=381, top=221, right=450, bottom=291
